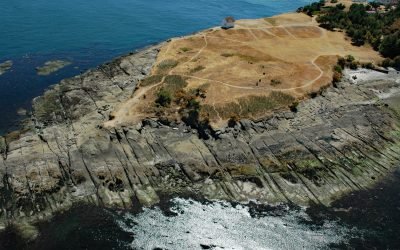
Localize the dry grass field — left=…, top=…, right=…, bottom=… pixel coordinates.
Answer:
left=105, top=12, right=382, bottom=128
left=325, top=0, right=359, bottom=10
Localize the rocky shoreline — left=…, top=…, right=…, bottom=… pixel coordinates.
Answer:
left=0, top=42, right=399, bottom=239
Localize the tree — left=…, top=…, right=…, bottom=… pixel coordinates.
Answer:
left=393, top=56, right=400, bottom=69
left=369, top=1, right=380, bottom=9
left=228, top=115, right=240, bottom=127
left=334, top=64, right=343, bottom=73
left=333, top=71, right=343, bottom=83
left=336, top=3, right=345, bottom=10
left=381, top=58, right=393, bottom=68
left=346, top=54, right=355, bottom=62
left=352, top=29, right=365, bottom=46
left=338, top=56, right=346, bottom=68
left=305, top=1, right=400, bottom=59
left=379, top=31, right=400, bottom=58
left=156, top=89, right=172, bottom=107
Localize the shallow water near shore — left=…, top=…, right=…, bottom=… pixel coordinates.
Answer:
left=1, top=166, right=399, bottom=249
left=0, top=0, right=309, bottom=134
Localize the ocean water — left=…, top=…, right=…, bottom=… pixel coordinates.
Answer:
left=0, top=0, right=309, bottom=134
left=2, top=1, right=399, bottom=249
left=2, top=166, right=400, bottom=249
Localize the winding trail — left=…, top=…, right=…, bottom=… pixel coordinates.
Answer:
left=172, top=23, right=327, bottom=92
left=105, top=35, right=210, bottom=127
left=106, top=20, right=331, bottom=126
left=180, top=54, right=325, bottom=91
left=162, top=22, right=327, bottom=92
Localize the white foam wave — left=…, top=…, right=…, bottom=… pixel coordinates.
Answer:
left=116, top=198, right=353, bottom=250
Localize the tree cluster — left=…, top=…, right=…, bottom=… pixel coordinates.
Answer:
left=313, top=2, right=400, bottom=63
left=297, top=0, right=326, bottom=16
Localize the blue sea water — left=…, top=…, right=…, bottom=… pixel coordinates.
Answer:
left=0, top=2, right=399, bottom=249
left=0, top=0, right=309, bottom=134
left=2, top=165, right=400, bottom=249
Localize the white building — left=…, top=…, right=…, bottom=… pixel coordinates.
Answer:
left=222, top=17, right=235, bottom=29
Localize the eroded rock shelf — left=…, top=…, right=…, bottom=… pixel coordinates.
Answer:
left=0, top=44, right=399, bottom=231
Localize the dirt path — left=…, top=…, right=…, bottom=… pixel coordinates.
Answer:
left=105, top=35, right=210, bottom=127
left=167, top=23, right=327, bottom=92
left=106, top=20, right=333, bottom=127
left=180, top=54, right=325, bottom=92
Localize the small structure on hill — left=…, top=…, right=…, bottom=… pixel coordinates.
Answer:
left=222, top=16, right=235, bottom=29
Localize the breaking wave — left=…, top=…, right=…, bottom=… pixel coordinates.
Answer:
left=116, top=198, right=356, bottom=250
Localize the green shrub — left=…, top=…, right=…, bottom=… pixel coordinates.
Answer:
left=380, top=56, right=400, bottom=69
left=349, top=61, right=359, bottom=70
left=338, top=57, right=346, bottom=68
left=228, top=115, right=240, bottom=127
left=381, top=58, right=393, bottom=68
left=216, top=102, right=242, bottom=119
left=236, top=54, right=261, bottom=63
left=157, top=59, right=178, bottom=70
left=215, top=92, right=295, bottom=119
left=189, top=65, right=205, bottom=73
left=164, top=75, right=188, bottom=93
left=189, top=84, right=209, bottom=98
left=221, top=53, right=234, bottom=57
left=187, top=98, right=200, bottom=110
left=239, top=95, right=277, bottom=116
left=180, top=47, right=192, bottom=52
left=200, top=104, right=218, bottom=119
left=346, top=55, right=355, bottom=63
left=156, top=88, right=172, bottom=107
left=333, top=64, right=343, bottom=73
left=289, top=101, right=299, bottom=112
left=270, top=79, right=282, bottom=86
left=336, top=3, right=345, bottom=10
left=140, top=74, right=164, bottom=86
left=336, top=56, right=359, bottom=70
left=361, top=62, right=374, bottom=69
left=379, top=31, right=400, bottom=59
left=298, top=0, right=325, bottom=16
left=0, top=137, right=6, bottom=154
left=333, top=71, right=343, bottom=83
left=313, top=2, right=400, bottom=58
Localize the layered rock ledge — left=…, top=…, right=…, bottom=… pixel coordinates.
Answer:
left=0, top=44, right=399, bottom=232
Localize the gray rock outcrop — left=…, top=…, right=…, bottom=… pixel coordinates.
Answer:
left=0, top=44, right=399, bottom=232
left=36, top=60, right=71, bottom=76
left=0, top=60, right=12, bottom=76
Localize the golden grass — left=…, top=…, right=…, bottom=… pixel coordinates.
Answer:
left=140, top=74, right=164, bottom=86
left=180, top=47, right=192, bottom=52
left=163, top=75, right=188, bottom=93
left=157, top=59, right=178, bottom=71
left=189, top=65, right=205, bottom=74
left=221, top=53, right=235, bottom=57
left=105, top=13, right=383, bottom=128
left=235, top=54, right=263, bottom=63
left=270, top=79, right=282, bottom=86
left=208, top=91, right=295, bottom=120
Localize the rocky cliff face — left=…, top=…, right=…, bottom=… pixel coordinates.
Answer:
left=0, top=44, right=399, bottom=232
